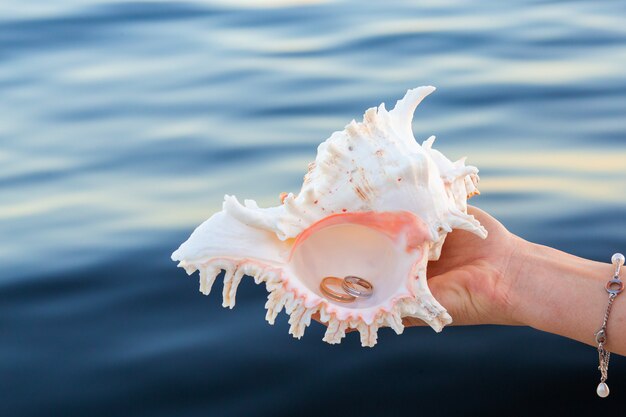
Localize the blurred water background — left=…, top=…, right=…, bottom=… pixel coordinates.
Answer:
left=2, top=0, right=626, bottom=415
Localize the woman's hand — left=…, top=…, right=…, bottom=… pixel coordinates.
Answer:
left=407, top=206, right=625, bottom=356
left=403, top=205, right=525, bottom=328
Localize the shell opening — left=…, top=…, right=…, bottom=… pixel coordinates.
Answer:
left=287, top=212, right=425, bottom=322
left=288, top=223, right=416, bottom=310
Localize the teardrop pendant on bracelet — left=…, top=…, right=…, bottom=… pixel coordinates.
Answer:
left=612, top=253, right=624, bottom=267
left=596, top=382, right=610, bottom=398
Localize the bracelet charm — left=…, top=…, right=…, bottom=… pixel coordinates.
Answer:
left=595, top=252, right=624, bottom=398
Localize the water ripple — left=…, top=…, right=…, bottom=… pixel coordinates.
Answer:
left=2, top=1, right=626, bottom=416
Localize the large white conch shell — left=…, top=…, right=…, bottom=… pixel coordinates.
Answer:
left=172, top=86, right=487, bottom=347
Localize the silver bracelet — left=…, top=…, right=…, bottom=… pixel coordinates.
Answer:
left=594, top=252, right=624, bottom=398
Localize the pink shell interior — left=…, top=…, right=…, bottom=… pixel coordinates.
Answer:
left=284, top=211, right=433, bottom=323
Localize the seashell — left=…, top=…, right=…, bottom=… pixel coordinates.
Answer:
left=172, top=86, right=487, bottom=347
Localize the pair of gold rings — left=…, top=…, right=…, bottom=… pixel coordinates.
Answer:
left=319, top=275, right=374, bottom=303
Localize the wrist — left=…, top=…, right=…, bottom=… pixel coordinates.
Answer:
left=506, top=238, right=620, bottom=350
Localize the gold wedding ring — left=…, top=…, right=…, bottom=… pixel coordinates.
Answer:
left=319, top=276, right=356, bottom=303
left=320, top=275, right=374, bottom=303
left=342, top=275, right=374, bottom=298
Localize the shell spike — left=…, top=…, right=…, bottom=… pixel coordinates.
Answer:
left=322, top=317, right=349, bottom=345
left=422, top=135, right=436, bottom=149
left=453, top=156, right=467, bottom=167
left=199, top=265, right=219, bottom=295
left=405, top=260, right=453, bottom=331
left=442, top=165, right=479, bottom=184
left=447, top=207, right=488, bottom=238
left=288, top=302, right=316, bottom=339
left=357, top=322, right=379, bottom=347
left=389, top=86, right=436, bottom=140
left=222, top=267, right=244, bottom=309
left=385, top=311, right=405, bottom=335
left=178, top=260, right=197, bottom=275
left=265, top=288, right=288, bottom=325
left=364, top=106, right=378, bottom=124
left=223, top=195, right=274, bottom=234
left=345, top=119, right=360, bottom=136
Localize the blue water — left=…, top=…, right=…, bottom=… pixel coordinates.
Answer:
left=2, top=1, right=626, bottom=415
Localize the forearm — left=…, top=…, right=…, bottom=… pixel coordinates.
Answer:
left=508, top=238, right=625, bottom=356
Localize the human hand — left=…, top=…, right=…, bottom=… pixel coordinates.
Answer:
left=405, top=206, right=626, bottom=357
left=403, top=205, right=525, bottom=328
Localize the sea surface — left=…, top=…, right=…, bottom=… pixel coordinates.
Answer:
left=2, top=1, right=626, bottom=416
